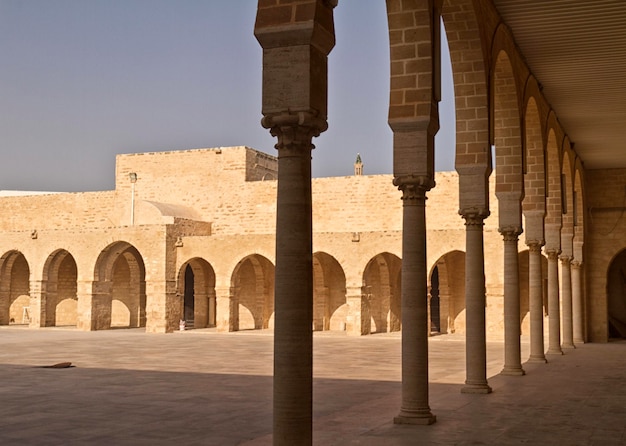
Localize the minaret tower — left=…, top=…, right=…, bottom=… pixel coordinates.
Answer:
left=354, top=153, right=363, bottom=176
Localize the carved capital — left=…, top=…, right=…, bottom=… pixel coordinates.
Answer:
left=499, top=228, right=522, bottom=242
left=545, top=249, right=561, bottom=261
left=571, top=260, right=582, bottom=269
left=527, top=242, right=543, bottom=254
left=460, top=207, right=490, bottom=227
left=262, top=111, right=327, bottom=153
left=559, top=254, right=572, bottom=264
left=396, top=182, right=428, bottom=204
left=394, top=175, right=433, bottom=204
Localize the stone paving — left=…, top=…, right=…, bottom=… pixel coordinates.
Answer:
left=1, top=326, right=625, bottom=445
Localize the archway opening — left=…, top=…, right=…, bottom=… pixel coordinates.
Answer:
left=363, top=252, right=401, bottom=334
left=43, top=250, right=78, bottom=327
left=430, top=266, right=441, bottom=333
left=607, top=249, right=626, bottom=339
left=429, top=250, right=465, bottom=334
left=313, top=252, right=347, bottom=332
left=177, top=258, right=216, bottom=329
left=231, top=254, right=274, bottom=331
left=93, top=242, right=146, bottom=330
left=0, top=251, right=31, bottom=325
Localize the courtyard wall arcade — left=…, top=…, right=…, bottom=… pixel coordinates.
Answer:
left=1, top=146, right=512, bottom=337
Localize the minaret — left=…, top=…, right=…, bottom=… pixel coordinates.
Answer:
left=354, top=153, right=363, bottom=176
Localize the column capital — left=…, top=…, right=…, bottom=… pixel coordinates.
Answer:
left=571, top=260, right=582, bottom=268
left=262, top=111, right=327, bottom=153
left=527, top=242, right=544, bottom=253
left=393, top=176, right=432, bottom=203
left=545, top=248, right=561, bottom=260
left=499, top=227, right=522, bottom=241
left=461, top=209, right=489, bottom=227
left=559, top=254, right=573, bottom=264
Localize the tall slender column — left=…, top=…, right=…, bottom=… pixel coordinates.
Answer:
left=527, top=243, right=547, bottom=362
left=571, top=261, right=584, bottom=344
left=500, top=229, right=525, bottom=375
left=462, top=211, right=492, bottom=394
left=546, top=250, right=563, bottom=355
left=394, top=180, right=436, bottom=425
left=560, top=255, right=575, bottom=349
left=266, top=114, right=325, bottom=444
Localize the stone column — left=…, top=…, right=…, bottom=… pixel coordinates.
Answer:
left=215, top=286, right=235, bottom=332
left=546, top=250, right=563, bottom=355
left=560, top=255, right=575, bottom=349
left=267, top=116, right=321, bottom=443
left=76, top=280, right=95, bottom=331
left=500, top=229, right=525, bottom=376
left=145, top=279, right=177, bottom=333
left=461, top=211, right=492, bottom=394
left=571, top=261, right=584, bottom=344
left=208, top=289, right=216, bottom=327
left=28, top=280, right=44, bottom=328
left=255, top=1, right=335, bottom=441
left=527, top=243, right=547, bottom=363
left=345, top=285, right=369, bottom=335
left=394, top=181, right=436, bottom=425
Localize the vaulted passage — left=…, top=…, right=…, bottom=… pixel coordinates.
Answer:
left=607, top=249, right=626, bottom=338
left=0, top=251, right=30, bottom=325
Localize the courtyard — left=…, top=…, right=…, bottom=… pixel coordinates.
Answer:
left=0, top=327, right=625, bottom=445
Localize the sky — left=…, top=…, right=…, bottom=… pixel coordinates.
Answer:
left=0, top=0, right=455, bottom=192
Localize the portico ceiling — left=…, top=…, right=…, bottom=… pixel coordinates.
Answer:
left=493, top=0, right=626, bottom=170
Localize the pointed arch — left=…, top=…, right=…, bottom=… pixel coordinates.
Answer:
left=313, top=252, right=347, bottom=332
left=93, top=241, right=146, bottom=330
left=42, top=249, right=78, bottom=327
left=363, top=252, right=401, bottom=334
left=0, top=251, right=30, bottom=325
left=177, top=257, right=216, bottom=329
left=429, top=250, right=465, bottom=334
left=231, top=254, right=274, bottom=331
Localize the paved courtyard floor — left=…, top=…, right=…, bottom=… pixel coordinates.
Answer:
left=1, top=326, right=625, bottom=445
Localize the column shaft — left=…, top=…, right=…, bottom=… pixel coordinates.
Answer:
left=571, top=261, right=584, bottom=344
left=527, top=244, right=547, bottom=362
left=501, top=231, right=525, bottom=375
left=560, top=256, right=575, bottom=348
left=273, top=142, right=314, bottom=444
left=462, top=214, right=492, bottom=393
left=394, top=184, right=436, bottom=425
left=546, top=250, right=563, bottom=355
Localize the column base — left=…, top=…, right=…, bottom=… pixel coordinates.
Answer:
left=527, top=355, right=548, bottom=363
left=394, top=411, right=436, bottom=425
left=574, top=338, right=585, bottom=345
left=562, top=343, right=576, bottom=349
left=546, top=348, right=563, bottom=355
left=461, top=383, right=492, bottom=394
left=500, top=367, right=525, bottom=376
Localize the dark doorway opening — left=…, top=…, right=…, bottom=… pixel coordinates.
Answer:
left=184, top=264, right=195, bottom=327
left=430, top=266, right=440, bottom=333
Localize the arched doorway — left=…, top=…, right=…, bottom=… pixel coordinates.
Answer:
left=42, top=250, right=78, bottom=327
left=313, top=252, right=347, bottom=331
left=430, top=266, right=441, bottom=333
left=429, top=250, right=466, bottom=334
left=231, top=254, right=274, bottom=331
left=607, top=249, right=626, bottom=338
left=93, top=242, right=146, bottom=330
left=0, top=251, right=30, bottom=325
left=177, top=258, right=216, bottom=329
left=363, top=252, right=401, bottom=334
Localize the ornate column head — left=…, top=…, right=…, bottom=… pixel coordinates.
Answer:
left=393, top=175, right=433, bottom=204
left=460, top=208, right=490, bottom=228
left=261, top=111, right=327, bottom=154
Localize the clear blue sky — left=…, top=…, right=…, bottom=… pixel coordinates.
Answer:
left=0, top=0, right=455, bottom=192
